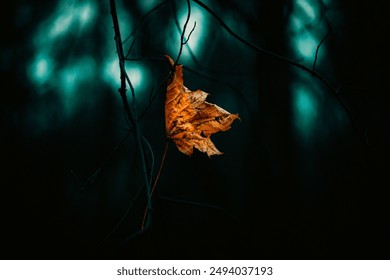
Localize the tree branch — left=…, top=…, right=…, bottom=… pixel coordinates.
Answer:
left=174, top=0, right=192, bottom=67
left=191, top=0, right=366, bottom=145
left=109, top=0, right=153, bottom=230
left=312, top=23, right=332, bottom=74
left=183, top=21, right=196, bottom=44
left=122, top=0, right=171, bottom=45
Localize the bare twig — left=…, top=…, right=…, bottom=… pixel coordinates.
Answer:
left=183, top=21, right=197, bottom=44
left=191, top=0, right=366, bottom=145
left=122, top=0, right=171, bottom=45
left=124, top=37, right=137, bottom=59
left=312, top=23, right=332, bottom=74
left=138, top=67, right=172, bottom=121
left=171, top=0, right=201, bottom=67
left=141, top=141, right=169, bottom=229
left=96, top=181, right=145, bottom=248
left=117, top=191, right=240, bottom=251
left=174, top=0, right=192, bottom=66
left=191, top=0, right=334, bottom=91
left=141, top=135, right=155, bottom=186
left=110, top=0, right=153, bottom=230
left=70, top=128, right=132, bottom=201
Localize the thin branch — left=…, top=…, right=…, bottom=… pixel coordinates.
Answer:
left=134, top=0, right=197, bottom=125
left=123, top=107, right=132, bottom=128
left=124, top=37, right=137, bottom=59
left=141, top=135, right=155, bottom=186
left=110, top=0, right=153, bottom=229
left=183, top=65, right=251, bottom=114
left=124, top=56, right=166, bottom=62
left=138, top=65, right=172, bottom=121
left=191, top=0, right=367, bottom=145
left=174, top=0, right=191, bottom=67
left=312, top=23, right=332, bottom=74
left=141, top=141, right=169, bottom=229
left=122, top=0, right=171, bottom=45
left=183, top=21, right=196, bottom=44
left=70, top=128, right=132, bottom=201
left=96, top=181, right=145, bottom=248
left=171, top=0, right=199, bottom=64
left=93, top=133, right=154, bottom=249
left=192, top=0, right=334, bottom=91
left=118, top=192, right=240, bottom=250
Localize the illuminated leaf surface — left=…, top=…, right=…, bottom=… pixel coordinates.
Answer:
left=165, top=55, right=239, bottom=156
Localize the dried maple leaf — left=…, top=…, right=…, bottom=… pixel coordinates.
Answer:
left=165, top=55, right=239, bottom=156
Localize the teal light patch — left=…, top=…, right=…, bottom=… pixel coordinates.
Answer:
left=167, top=4, right=208, bottom=64
left=296, top=0, right=316, bottom=21
left=290, top=15, right=304, bottom=31
left=294, top=32, right=317, bottom=59
left=29, top=53, right=54, bottom=86
left=49, top=12, right=74, bottom=39
left=60, top=56, right=96, bottom=94
left=102, top=56, right=147, bottom=96
left=293, top=85, right=318, bottom=138
left=103, top=57, right=121, bottom=89
left=78, top=2, right=96, bottom=27
left=59, top=56, right=97, bottom=115
left=115, top=6, right=133, bottom=43
left=60, top=67, right=77, bottom=95
left=29, top=0, right=98, bottom=90
left=289, top=0, right=321, bottom=60
left=137, top=0, right=160, bottom=13
left=46, top=0, right=97, bottom=39
left=127, top=66, right=143, bottom=91
left=35, top=58, right=50, bottom=80
left=179, top=7, right=205, bottom=58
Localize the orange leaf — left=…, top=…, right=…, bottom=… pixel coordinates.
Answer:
left=165, top=55, right=239, bottom=156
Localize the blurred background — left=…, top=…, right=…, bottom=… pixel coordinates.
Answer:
left=1, top=0, right=389, bottom=259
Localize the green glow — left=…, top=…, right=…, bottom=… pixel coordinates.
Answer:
left=127, top=67, right=143, bottom=91
left=289, top=0, right=320, bottom=60
left=294, top=32, right=317, bottom=59
left=103, top=57, right=120, bottom=88
left=290, top=15, right=304, bottom=31
left=167, top=4, right=208, bottom=64
left=29, top=0, right=98, bottom=91
left=78, top=3, right=95, bottom=26
left=102, top=56, right=146, bottom=94
left=36, top=58, right=49, bottom=79
left=179, top=7, right=204, bottom=56
left=59, top=56, right=96, bottom=115
left=138, top=0, right=160, bottom=13
left=60, top=56, right=96, bottom=94
left=60, top=68, right=77, bottom=95
left=297, top=0, right=316, bottom=21
left=49, top=12, right=74, bottom=38
left=293, top=85, right=318, bottom=137
left=116, top=7, right=133, bottom=43
left=29, top=54, right=54, bottom=85
left=46, top=0, right=96, bottom=39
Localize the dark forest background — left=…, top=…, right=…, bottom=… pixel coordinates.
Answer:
left=1, top=0, right=389, bottom=259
